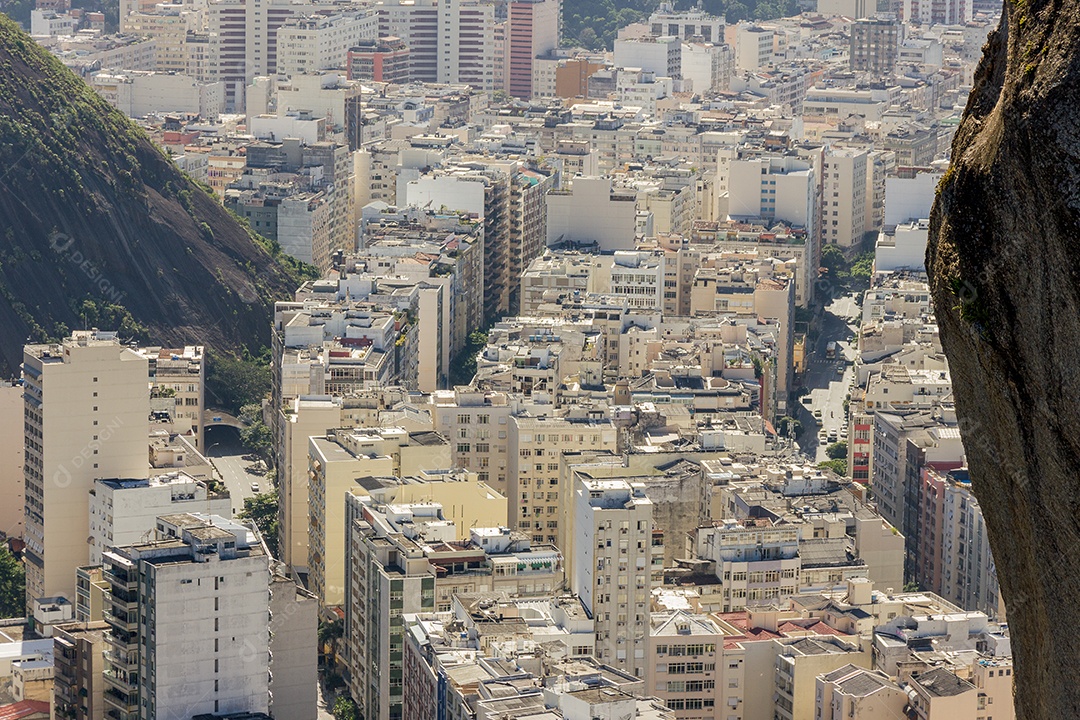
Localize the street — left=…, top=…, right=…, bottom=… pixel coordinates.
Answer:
left=795, top=292, right=862, bottom=463
left=205, top=426, right=266, bottom=515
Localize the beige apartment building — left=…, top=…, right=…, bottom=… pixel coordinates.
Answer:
left=140, top=345, right=204, bottom=450
left=307, top=426, right=448, bottom=605
left=23, top=331, right=149, bottom=614
left=508, top=414, right=618, bottom=546
left=431, top=388, right=521, bottom=497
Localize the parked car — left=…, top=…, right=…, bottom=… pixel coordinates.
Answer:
left=250, top=482, right=260, bottom=493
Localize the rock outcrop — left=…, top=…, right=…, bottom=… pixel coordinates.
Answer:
left=0, top=15, right=314, bottom=375
left=927, top=5, right=1080, bottom=719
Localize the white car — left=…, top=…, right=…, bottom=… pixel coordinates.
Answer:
left=250, top=482, right=260, bottom=493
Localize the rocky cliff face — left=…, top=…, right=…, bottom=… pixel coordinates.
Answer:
left=927, top=6, right=1080, bottom=719
left=0, top=15, right=315, bottom=375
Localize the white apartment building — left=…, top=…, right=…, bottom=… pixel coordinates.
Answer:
left=901, top=0, right=972, bottom=26
left=822, top=148, right=868, bottom=250
left=23, top=331, right=150, bottom=615
left=269, top=571, right=319, bottom=720
left=614, top=35, right=682, bottom=78
left=647, top=610, right=730, bottom=719
left=694, top=520, right=802, bottom=611
left=648, top=3, right=725, bottom=43
left=726, top=156, right=817, bottom=240
left=438, top=0, right=497, bottom=92
left=734, top=24, right=773, bottom=71
left=30, top=9, right=78, bottom=36
left=101, top=514, right=271, bottom=720
left=587, top=250, right=667, bottom=310
left=875, top=170, right=943, bottom=271
left=547, top=176, right=640, bottom=251
left=616, top=69, right=673, bottom=116
left=276, top=10, right=378, bottom=78
left=90, top=70, right=225, bottom=119
left=803, top=87, right=890, bottom=125
left=278, top=192, right=333, bottom=270
left=681, top=41, right=733, bottom=93
left=571, top=476, right=659, bottom=678
left=88, top=473, right=231, bottom=566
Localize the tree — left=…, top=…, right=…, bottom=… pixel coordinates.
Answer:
left=777, top=416, right=802, bottom=438
left=206, top=349, right=271, bottom=415
left=332, top=696, right=359, bottom=720
left=0, top=545, right=24, bottom=619
left=817, top=459, right=847, bottom=476
left=826, top=441, right=848, bottom=460
left=450, top=328, right=490, bottom=387
left=319, top=617, right=345, bottom=668
left=0, top=0, right=36, bottom=27
left=239, top=421, right=272, bottom=459
left=238, top=403, right=262, bottom=426
left=577, top=27, right=599, bottom=49
left=237, top=491, right=279, bottom=558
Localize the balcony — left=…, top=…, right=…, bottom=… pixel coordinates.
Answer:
left=105, top=647, right=139, bottom=671
left=103, top=680, right=138, bottom=717
left=105, top=610, right=137, bottom=633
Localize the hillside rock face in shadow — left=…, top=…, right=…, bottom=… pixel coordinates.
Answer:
left=0, top=15, right=313, bottom=375
left=927, top=5, right=1080, bottom=719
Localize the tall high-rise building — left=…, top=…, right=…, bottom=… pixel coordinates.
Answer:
left=570, top=475, right=659, bottom=679
left=377, top=0, right=439, bottom=83
left=23, top=331, right=150, bottom=615
left=101, top=514, right=272, bottom=720
left=850, top=16, right=901, bottom=74
left=822, top=148, right=869, bottom=250
left=207, top=0, right=346, bottom=111
left=508, top=0, right=560, bottom=99
left=438, top=0, right=497, bottom=92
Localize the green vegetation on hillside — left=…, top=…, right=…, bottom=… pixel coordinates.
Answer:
left=0, top=14, right=317, bottom=374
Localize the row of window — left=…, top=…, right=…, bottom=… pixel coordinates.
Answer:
left=654, top=644, right=717, bottom=656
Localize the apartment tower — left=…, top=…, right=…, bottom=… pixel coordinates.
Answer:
left=508, top=0, right=560, bottom=99
left=23, top=331, right=149, bottom=615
